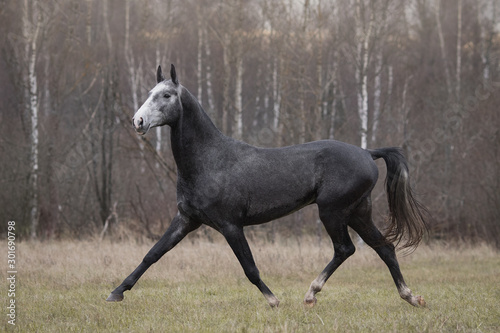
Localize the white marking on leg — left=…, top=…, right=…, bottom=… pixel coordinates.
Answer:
left=398, top=283, right=426, bottom=307
left=263, top=291, right=280, bottom=307
left=398, top=284, right=413, bottom=301
left=304, top=273, right=327, bottom=306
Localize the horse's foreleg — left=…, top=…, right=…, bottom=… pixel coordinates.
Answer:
left=304, top=210, right=355, bottom=307
left=221, top=224, right=280, bottom=307
left=106, top=213, right=200, bottom=302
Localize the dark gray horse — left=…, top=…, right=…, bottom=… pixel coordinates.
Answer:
left=107, top=65, right=428, bottom=308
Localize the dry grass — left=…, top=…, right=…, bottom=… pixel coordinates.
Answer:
left=3, top=235, right=500, bottom=332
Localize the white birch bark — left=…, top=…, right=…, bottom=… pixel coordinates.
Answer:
left=479, top=1, right=490, bottom=81
left=44, top=53, right=50, bottom=116
left=29, top=42, right=39, bottom=239
left=23, top=0, right=41, bottom=239
left=316, top=0, right=324, bottom=142
left=480, top=0, right=496, bottom=82
left=329, top=51, right=339, bottom=140
left=125, top=0, right=140, bottom=111
left=272, top=54, right=281, bottom=132
left=234, top=57, right=244, bottom=140
left=356, top=0, right=373, bottom=150
left=371, top=51, right=382, bottom=144
left=204, top=26, right=216, bottom=117
left=222, top=32, right=231, bottom=134
left=197, top=5, right=203, bottom=104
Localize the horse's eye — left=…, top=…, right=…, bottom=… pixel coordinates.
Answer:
left=164, top=94, right=171, bottom=99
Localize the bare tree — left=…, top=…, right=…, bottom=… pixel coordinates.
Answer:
left=21, top=0, right=43, bottom=239
left=435, top=0, right=453, bottom=99
left=355, top=0, right=374, bottom=149
left=1, top=0, right=499, bottom=245
left=456, top=0, right=462, bottom=101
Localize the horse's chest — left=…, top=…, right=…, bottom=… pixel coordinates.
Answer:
left=176, top=178, right=239, bottom=226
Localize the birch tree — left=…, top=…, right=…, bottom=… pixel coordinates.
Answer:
left=125, top=0, right=142, bottom=113
left=204, top=25, right=216, bottom=118
left=196, top=2, right=204, bottom=104
left=21, top=0, right=42, bottom=239
left=232, top=0, right=245, bottom=140
left=261, top=0, right=284, bottom=141
left=234, top=56, right=244, bottom=139
left=355, top=0, right=374, bottom=149
left=478, top=0, right=496, bottom=82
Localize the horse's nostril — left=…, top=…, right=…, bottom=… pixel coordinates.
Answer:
left=132, top=116, right=144, bottom=129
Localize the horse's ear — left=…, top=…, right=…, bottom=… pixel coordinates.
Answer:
left=157, top=65, right=165, bottom=83
left=170, top=64, right=179, bottom=85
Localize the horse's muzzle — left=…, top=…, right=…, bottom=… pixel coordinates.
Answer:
left=132, top=116, right=147, bottom=134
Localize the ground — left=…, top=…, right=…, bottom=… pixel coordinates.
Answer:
left=3, top=233, right=500, bottom=332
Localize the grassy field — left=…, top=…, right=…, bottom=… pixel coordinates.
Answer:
left=3, top=234, right=500, bottom=332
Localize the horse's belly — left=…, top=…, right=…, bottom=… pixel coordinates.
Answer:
left=240, top=170, right=317, bottom=225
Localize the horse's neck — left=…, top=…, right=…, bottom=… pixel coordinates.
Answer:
left=170, top=88, right=226, bottom=176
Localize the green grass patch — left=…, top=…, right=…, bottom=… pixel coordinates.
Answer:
left=2, top=240, right=499, bottom=332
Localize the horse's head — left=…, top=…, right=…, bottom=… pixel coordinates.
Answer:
left=132, top=64, right=181, bottom=135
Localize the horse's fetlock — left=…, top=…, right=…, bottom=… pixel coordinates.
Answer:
left=398, top=285, right=412, bottom=300
left=310, top=281, right=323, bottom=293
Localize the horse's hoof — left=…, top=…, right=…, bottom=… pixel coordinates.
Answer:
left=269, top=300, right=280, bottom=308
left=267, top=297, right=280, bottom=308
left=416, top=295, right=426, bottom=307
left=304, top=297, right=317, bottom=308
left=106, top=293, right=124, bottom=302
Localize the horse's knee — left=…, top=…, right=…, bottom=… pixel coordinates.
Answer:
left=142, top=251, right=160, bottom=266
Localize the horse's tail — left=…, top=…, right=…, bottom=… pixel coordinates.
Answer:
left=368, top=147, right=429, bottom=251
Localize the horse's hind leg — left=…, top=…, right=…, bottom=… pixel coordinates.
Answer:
left=304, top=208, right=355, bottom=307
left=349, top=197, right=426, bottom=307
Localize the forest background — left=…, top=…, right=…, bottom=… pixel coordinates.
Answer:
left=1, top=0, right=499, bottom=247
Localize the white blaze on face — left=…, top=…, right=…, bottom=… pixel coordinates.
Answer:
left=133, top=82, right=168, bottom=134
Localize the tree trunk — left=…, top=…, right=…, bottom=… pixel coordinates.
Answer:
left=356, top=0, right=373, bottom=150
left=480, top=0, right=496, bottom=82
left=204, top=25, right=216, bottom=118
left=272, top=57, right=281, bottom=132
left=222, top=32, right=232, bottom=135
left=86, top=0, right=92, bottom=46
left=23, top=0, right=41, bottom=239
left=329, top=52, right=339, bottom=140
left=456, top=0, right=462, bottom=101
left=371, top=51, right=382, bottom=145
left=233, top=57, right=243, bottom=140
left=197, top=4, right=203, bottom=104
left=125, top=0, right=141, bottom=112
left=435, top=0, right=453, bottom=99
